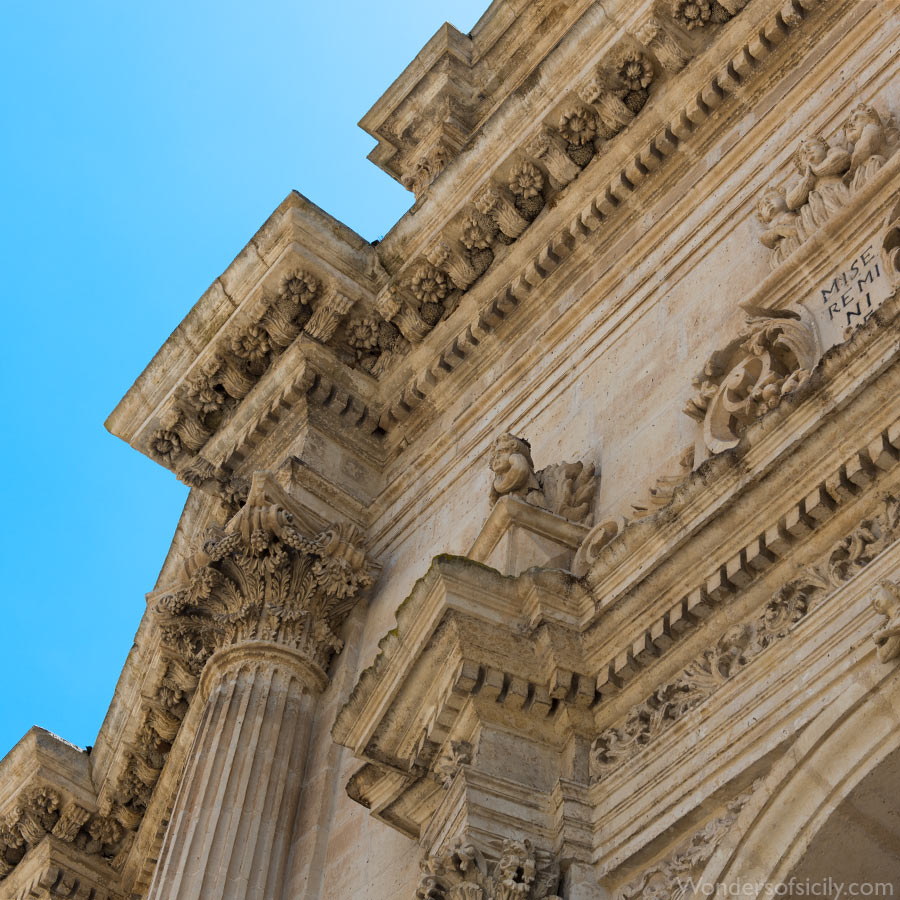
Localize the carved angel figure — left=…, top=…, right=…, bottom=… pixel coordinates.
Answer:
left=784, top=136, right=851, bottom=240
left=756, top=186, right=801, bottom=268
left=489, top=434, right=545, bottom=506
left=870, top=580, right=900, bottom=663
left=844, top=103, right=892, bottom=191
left=488, top=433, right=597, bottom=525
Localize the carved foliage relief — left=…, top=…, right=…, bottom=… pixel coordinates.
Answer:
left=417, top=838, right=561, bottom=900
left=591, top=494, right=900, bottom=782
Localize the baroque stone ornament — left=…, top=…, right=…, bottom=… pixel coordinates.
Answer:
left=684, top=311, right=818, bottom=455
left=757, top=104, right=899, bottom=268
left=489, top=433, right=597, bottom=525
left=592, top=494, right=900, bottom=782
left=614, top=783, right=757, bottom=900
left=870, top=580, right=900, bottom=663
left=0, top=783, right=129, bottom=884
left=153, top=474, right=374, bottom=677
left=417, top=838, right=561, bottom=900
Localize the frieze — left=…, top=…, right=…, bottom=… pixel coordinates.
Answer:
left=591, top=492, right=900, bottom=782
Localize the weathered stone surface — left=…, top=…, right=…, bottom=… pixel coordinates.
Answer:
left=5, top=0, right=900, bottom=897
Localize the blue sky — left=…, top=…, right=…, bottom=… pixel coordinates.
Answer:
left=0, top=0, right=488, bottom=759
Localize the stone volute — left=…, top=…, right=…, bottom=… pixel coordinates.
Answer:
left=144, top=472, right=374, bottom=900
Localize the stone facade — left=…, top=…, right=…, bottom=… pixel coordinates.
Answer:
left=3, top=0, right=900, bottom=897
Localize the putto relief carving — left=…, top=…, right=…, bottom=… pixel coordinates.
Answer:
left=489, top=433, right=597, bottom=525
left=417, top=838, right=561, bottom=900
left=757, top=104, right=900, bottom=269
left=870, top=580, right=900, bottom=663
left=153, top=478, right=374, bottom=678
left=684, top=311, right=818, bottom=455
left=591, top=494, right=900, bottom=782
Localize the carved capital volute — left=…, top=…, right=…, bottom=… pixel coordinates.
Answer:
left=152, top=472, right=374, bottom=683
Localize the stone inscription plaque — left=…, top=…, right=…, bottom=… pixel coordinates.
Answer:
left=805, top=242, right=891, bottom=349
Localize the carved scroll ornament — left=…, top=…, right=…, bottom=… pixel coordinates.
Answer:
left=489, top=433, right=597, bottom=525
left=684, top=312, right=818, bottom=455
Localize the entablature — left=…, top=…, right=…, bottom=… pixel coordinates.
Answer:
left=333, top=288, right=900, bottom=874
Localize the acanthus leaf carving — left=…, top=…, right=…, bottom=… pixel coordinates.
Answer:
left=489, top=433, right=598, bottom=525
left=153, top=479, right=374, bottom=677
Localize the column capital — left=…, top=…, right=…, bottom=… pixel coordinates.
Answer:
left=152, top=472, right=375, bottom=681
left=197, top=640, right=329, bottom=702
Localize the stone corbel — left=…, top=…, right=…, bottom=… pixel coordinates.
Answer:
left=303, top=286, right=356, bottom=343
left=633, top=15, right=692, bottom=74
left=426, top=238, right=479, bottom=292
left=525, top=128, right=581, bottom=190
left=376, top=283, right=434, bottom=344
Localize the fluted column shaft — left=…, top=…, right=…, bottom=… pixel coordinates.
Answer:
left=146, top=642, right=325, bottom=900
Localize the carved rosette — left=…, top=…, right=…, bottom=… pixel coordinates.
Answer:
left=684, top=313, right=819, bottom=454
left=153, top=486, right=373, bottom=679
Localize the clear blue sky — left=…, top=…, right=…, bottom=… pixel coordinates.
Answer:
left=0, top=0, right=488, bottom=759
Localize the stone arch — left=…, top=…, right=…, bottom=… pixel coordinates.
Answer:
left=697, top=663, right=900, bottom=897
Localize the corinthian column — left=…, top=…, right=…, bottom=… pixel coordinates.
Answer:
left=146, top=475, right=372, bottom=900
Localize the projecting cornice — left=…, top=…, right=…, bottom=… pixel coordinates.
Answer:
left=108, top=0, right=845, bottom=518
